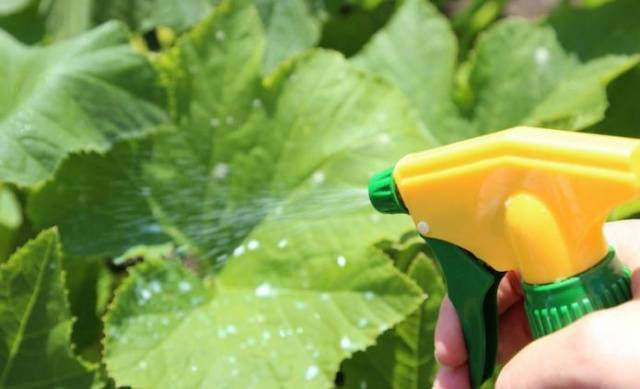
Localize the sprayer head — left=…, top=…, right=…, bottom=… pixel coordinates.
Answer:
left=368, top=166, right=407, bottom=214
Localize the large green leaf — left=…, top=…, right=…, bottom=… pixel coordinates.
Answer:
left=93, top=0, right=218, bottom=33
left=466, top=20, right=637, bottom=133
left=31, top=1, right=429, bottom=385
left=0, top=229, right=93, bottom=388
left=30, top=0, right=431, bottom=259
left=255, top=0, right=322, bottom=74
left=352, top=0, right=637, bottom=141
left=0, top=21, right=168, bottom=186
left=545, top=0, right=640, bottom=139
left=105, top=248, right=423, bottom=388
left=341, top=238, right=445, bottom=389
left=352, top=0, right=470, bottom=144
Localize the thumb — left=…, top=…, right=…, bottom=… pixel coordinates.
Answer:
left=496, top=301, right=640, bottom=389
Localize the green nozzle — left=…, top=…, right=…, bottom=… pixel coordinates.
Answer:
left=368, top=166, right=407, bottom=214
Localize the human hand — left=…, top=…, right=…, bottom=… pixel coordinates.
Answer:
left=433, top=220, right=640, bottom=388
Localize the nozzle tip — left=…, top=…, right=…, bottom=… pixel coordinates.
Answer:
left=368, top=166, right=407, bottom=214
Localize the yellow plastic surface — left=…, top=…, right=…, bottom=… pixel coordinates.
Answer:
left=394, top=127, right=640, bottom=283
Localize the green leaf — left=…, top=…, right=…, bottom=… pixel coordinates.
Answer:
left=0, top=0, right=32, bottom=16
left=466, top=20, right=637, bottom=133
left=0, top=21, right=168, bottom=187
left=548, top=0, right=640, bottom=61
left=545, top=0, right=640, bottom=138
left=93, top=0, right=219, bottom=33
left=0, top=185, right=22, bottom=261
left=352, top=0, right=637, bottom=140
left=0, top=0, right=45, bottom=44
left=64, top=255, right=113, bottom=362
left=0, top=229, right=93, bottom=388
left=352, top=0, right=471, bottom=143
left=30, top=0, right=431, bottom=259
left=32, top=0, right=430, bottom=386
left=341, top=238, right=445, bottom=389
left=105, top=249, right=423, bottom=388
left=256, top=0, right=322, bottom=74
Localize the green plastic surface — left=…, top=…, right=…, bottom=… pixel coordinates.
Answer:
left=427, top=238, right=504, bottom=389
left=368, top=166, right=407, bottom=214
left=523, top=248, right=631, bottom=338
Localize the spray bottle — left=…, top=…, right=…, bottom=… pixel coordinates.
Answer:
left=368, top=127, right=640, bottom=387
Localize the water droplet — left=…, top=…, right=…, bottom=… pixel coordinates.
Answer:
left=161, top=318, right=169, bottom=326
left=233, top=245, right=246, bottom=257
left=311, top=171, right=325, bottom=185
left=320, top=293, right=330, bottom=301
left=296, top=327, right=304, bottom=334
left=191, top=365, right=198, bottom=372
left=311, top=350, right=320, bottom=359
left=305, top=365, right=319, bottom=380
left=294, top=301, right=306, bottom=310
left=534, top=47, right=550, bottom=65
left=364, top=291, right=375, bottom=300
left=247, top=239, right=260, bottom=250
left=252, top=98, right=262, bottom=108
left=340, top=336, right=352, bottom=350
left=149, top=280, right=162, bottom=293
left=217, top=328, right=227, bottom=338
left=261, top=331, right=271, bottom=341
left=357, top=318, right=368, bottom=328
left=360, top=380, right=368, bottom=389
left=417, top=220, right=429, bottom=234
left=226, top=115, right=235, bottom=125
left=255, top=282, right=274, bottom=297
left=138, top=360, right=147, bottom=369
left=210, top=117, right=220, bottom=128
left=231, top=368, right=239, bottom=376
left=215, top=30, right=226, bottom=41
left=212, top=163, right=229, bottom=180
left=277, top=239, right=288, bottom=249
left=378, top=324, right=388, bottom=332
left=370, top=213, right=381, bottom=222
left=227, top=325, right=237, bottom=334
left=140, top=289, right=152, bottom=301
left=336, top=255, right=346, bottom=267
left=377, top=133, right=390, bottom=145
left=227, top=356, right=237, bottom=364
left=178, top=281, right=192, bottom=293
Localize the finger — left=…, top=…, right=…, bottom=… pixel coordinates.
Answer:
left=497, top=301, right=532, bottom=364
left=433, top=365, right=470, bottom=389
left=604, top=220, right=640, bottom=298
left=604, top=220, right=640, bottom=270
left=434, top=297, right=467, bottom=367
left=497, top=301, right=640, bottom=389
left=497, top=271, right=523, bottom=314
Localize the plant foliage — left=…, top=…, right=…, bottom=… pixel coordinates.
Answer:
left=1, top=0, right=640, bottom=387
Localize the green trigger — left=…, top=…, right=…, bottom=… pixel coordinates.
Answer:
left=426, top=238, right=504, bottom=389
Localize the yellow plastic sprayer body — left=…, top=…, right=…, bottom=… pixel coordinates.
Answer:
left=368, top=127, right=640, bottom=387
left=394, top=127, right=640, bottom=283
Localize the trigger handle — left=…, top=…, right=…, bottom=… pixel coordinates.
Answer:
left=427, top=238, right=504, bottom=388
